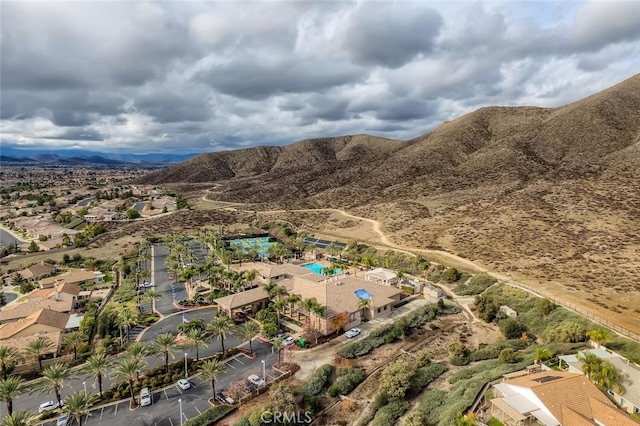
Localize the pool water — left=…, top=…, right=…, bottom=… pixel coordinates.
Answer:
left=301, top=262, right=342, bottom=276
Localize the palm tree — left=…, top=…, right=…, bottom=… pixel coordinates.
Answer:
left=80, top=352, right=112, bottom=398
left=117, top=307, right=138, bottom=343
left=586, top=328, right=613, bottom=346
left=358, top=298, right=371, bottom=320
left=272, top=338, right=285, bottom=365
left=10, top=274, right=26, bottom=289
left=184, top=329, right=209, bottom=362
left=286, top=294, right=301, bottom=319
left=301, top=298, right=318, bottom=326
left=33, top=363, right=70, bottom=408
left=263, top=281, right=277, bottom=298
left=62, top=391, right=99, bottom=426
left=591, top=360, right=623, bottom=394
left=112, top=357, right=143, bottom=406
left=142, top=289, right=162, bottom=312
left=577, top=352, right=603, bottom=380
left=0, top=376, right=26, bottom=416
left=271, top=285, right=288, bottom=301
left=272, top=299, right=287, bottom=327
left=24, top=336, right=53, bottom=370
left=534, top=348, right=553, bottom=365
left=206, top=314, right=233, bottom=356
left=0, top=346, right=20, bottom=380
left=149, top=333, right=177, bottom=373
left=63, top=331, right=85, bottom=361
left=310, top=304, right=326, bottom=344
left=233, top=321, right=261, bottom=355
left=199, top=359, right=226, bottom=398
left=1, top=411, right=38, bottom=426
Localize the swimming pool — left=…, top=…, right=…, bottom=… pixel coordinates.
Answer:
left=301, top=262, right=342, bottom=276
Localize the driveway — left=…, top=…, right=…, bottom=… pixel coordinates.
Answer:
left=151, top=244, right=184, bottom=315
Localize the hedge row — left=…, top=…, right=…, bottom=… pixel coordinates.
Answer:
left=407, top=363, right=447, bottom=397
left=327, top=367, right=366, bottom=397
left=469, top=339, right=528, bottom=362
left=184, top=405, right=236, bottom=426
left=337, top=303, right=459, bottom=359
left=298, top=364, right=333, bottom=396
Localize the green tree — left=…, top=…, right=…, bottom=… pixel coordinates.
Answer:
left=0, top=411, right=38, bottom=426
left=499, top=319, right=528, bottom=339
left=206, top=314, right=233, bottom=355
left=591, top=360, right=623, bottom=394
left=498, top=348, right=518, bottom=364
left=577, top=352, right=603, bottom=380
left=63, top=331, right=85, bottom=361
left=0, top=376, right=26, bottom=416
left=0, top=346, right=20, bottom=380
left=475, top=294, right=499, bottom=322
left=149, top=333, right=177, bottom=373
left=175, top=195, right=189, bottom=210
left=62, top=391, right=99, bottom=426
left=272, top=338, right=285, bottom=365
left=379, top=359, right=413, bottom=398
left=232, top=321, right=261, bottom=355
left=184, top=329, right=209, bottom=362
left=24, top=336, right=53, bottom=370
left=199, top=359, right=226, bottom=398
left=126, top=208, right=141, bottom=220
left=586, top=328, right=613, bottom=345
left=26, top=240, right=39, bottom=253
left=444, top=267, right=460, bottom=282
left=447, top=342, right=469, bottom=358
left=141, top=289, right=162, bottom=311
left=534, top=348, right=553, bottom=365
left=112, top=357, right=143, bottom=406
left=80, top=352, right=113, bottom=398
left=33, top=363, right=70, bottom=408
left=546, top=321, right=586, bottom=343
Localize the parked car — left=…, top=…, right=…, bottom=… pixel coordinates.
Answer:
left=344, top=328, right=361, bottom=338
left=248, top=374, right=266, bottom=387
left=274, top=332, right=287, bottom=340
left=283, top=336, right=296, bottom=346
left=177, top=379, right=191, bottom=390
left=39, top=401, right=59, bottom=413
left=56, top=413, right=70, bottom=426
left=142, top=281, right=154, bottom=288
left=140, top=387, right=152, bottom=406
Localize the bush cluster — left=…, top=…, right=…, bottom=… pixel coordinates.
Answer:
left=298, top=364, right=333, bottom=396
left=407, top=363, right=447, bottom=397
left=327, top=367, right=366, bottom=397
left=469, top=339, right=527, bottom=362
left=184, top=405, right=235, bottom=426
left=453, top=273, right=498, bottom=296
left=373, top=399, right=409, bottom=426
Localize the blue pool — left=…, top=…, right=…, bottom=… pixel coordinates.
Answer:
left=301, top=262, right=342, bottom=276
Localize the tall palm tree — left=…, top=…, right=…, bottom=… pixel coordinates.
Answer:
left=184, top=329, right=209, bottom=362
left=301, top=298, right=318, bottom=326
left=310, top=304, right=326, bottom=344
left=63, top=331, right=85, bottom=361
left=591, top=360, right=623, bottom=394
left=142, top=289, right=162, bottom=312
left=80, top=352, right=112, bottom=399
left=286, top=294, right=301, bottom=319
left=271, top=285, right=288, bottom=301
left=586, top=328, right=613, bottom=346
left=263, top=282, right=277, bottom=298
left=577, top=352, right=603, bottom=380
left=1, top=411, right=38, bottom=426
left=0, top=346, right=20, bottom=380
left=206, top=315, right=233, bottom=356
left=149, top=333, right=177, bottom=373
left=33, top=363, right=70, bottom=408
left=62, top=391, right=99, bottom=426
left=272, top=338, right=285, bottom=365
left=199, top=359, right=226, bottom=398
left=272, top=299, right=287, bottom=327
left=0, top=376, right=26, bottom=416
left=358, top=298, right=371, bottom=320
left=24, top=337, right=53, bottom=370
left=233, top=321, right=261, bottom=355
left=117, top=307, right=138, bottom=343
left=112, top=358, right=143, bottom=406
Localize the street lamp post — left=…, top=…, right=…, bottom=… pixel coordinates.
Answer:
left=179, top=398, right=183, bottom=426
left=261, top=360, right=266, bottom=382
left=184, top=352, right=188, bottom=378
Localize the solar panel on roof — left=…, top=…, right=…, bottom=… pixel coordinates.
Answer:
left=533, top=376, right=561, bottom=383
left=316, top=244, right=328, bottom=249
left=317, top=240, right=331, bottom=245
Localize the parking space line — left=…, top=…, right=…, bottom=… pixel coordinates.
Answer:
left=235, top=358, right=245, bottom=365
left=164, top=389, right=169, bottom=400
left=195, top=406, right=202, bottom=415
left=114, top=402, right=118, bottom=416
left=176, top=387, right=183, bottom=394
left=100, top=407, right=104, bottom=420
left=225, top=361, right=236, bottom=369
left=169, top=418, right=174, bottom=426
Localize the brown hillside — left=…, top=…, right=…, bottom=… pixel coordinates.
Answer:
left=137, top=73, right=640, bottom=334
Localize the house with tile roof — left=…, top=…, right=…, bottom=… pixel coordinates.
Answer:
left=490, top=370, right=640, bottom=426
left=39, top=269, right=100, bottom=288
left=560, top=349, right=640, bottom=415
left=0, top=298, right=74, bottom=323
left=0, top=308, right=69, bottom=358
left=15, top=263, right=58, bottom=283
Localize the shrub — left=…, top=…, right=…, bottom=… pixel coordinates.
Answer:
left=454, top=273, right=498, bottom=296
left=498, top=348, right=518, bottom=364
left=304, top=393, right=321, bottom=413
left=470, top=340, right=527, bottom=362
left=408, top=363, right=447, bottom=397
left=415, top=349, right=431, bottom=368
left=298, top=364, right=333, bottom=395
left=327, top=367, right=365, bottom=396
left=337, top=341, right=373, bottom=359
left=373, top=399, right=408, bottom=426
left=184, top=405, right=235, bottom=426
left=499, top=319, right=528, bottom=339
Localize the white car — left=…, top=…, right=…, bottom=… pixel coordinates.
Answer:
left=344, top=328, right=361, bottom=338
left=283, top=336, right=296, bottom=346
left=177, top=379, right=191, bottom=390
left=142, top=281, right=154, bottom=288
left=248, top=374, right=266, bottom=387
left=39, top=400, right=59, bottom=413
left=140, top=387, right=152, bottom=406
left=56, top=413, right=70, bottom=426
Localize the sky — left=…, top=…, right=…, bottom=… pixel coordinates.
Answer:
left=1, top=1, right=639, bottom=155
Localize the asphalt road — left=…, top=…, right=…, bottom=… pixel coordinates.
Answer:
left=151, top=244, right=184, bottom=315
left=0, top=228, right=25, bottom=246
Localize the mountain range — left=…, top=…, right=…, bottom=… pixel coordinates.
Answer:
left=136, top=73, right=640, bottom=334
left=0, top=148, right=197, bottom=165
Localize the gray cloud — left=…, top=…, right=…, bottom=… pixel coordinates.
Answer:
left=0, top=1, right=639, bottom=154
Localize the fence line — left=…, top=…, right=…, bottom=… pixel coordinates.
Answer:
left=501, top=278, right=640, bottom=342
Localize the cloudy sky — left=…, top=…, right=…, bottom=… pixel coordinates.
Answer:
left=1, top=1, right=639, bottom=154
